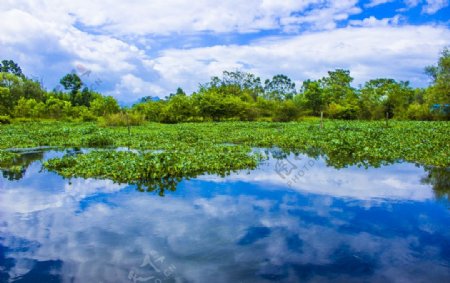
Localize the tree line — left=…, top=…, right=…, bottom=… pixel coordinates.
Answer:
left=0, top=48, right=448, bottom=124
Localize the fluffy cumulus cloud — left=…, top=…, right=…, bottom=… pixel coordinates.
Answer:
left=0, top=0, right=449, bottom=101
left=422, top=0, right=449, bottom=13
left=151, top=25, right=450, bottom=93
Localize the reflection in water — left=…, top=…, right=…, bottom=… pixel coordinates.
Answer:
left=0, top=151, right=44, bottom=181
left=2, top=148, right=449, bottom=199
left=422, top=166, right=450, bottom=202
left=0, top=150, right=449, bottom=282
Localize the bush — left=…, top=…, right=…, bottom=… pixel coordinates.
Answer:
left=406, top=103, right=433, bottom=120
left=327, top=103, right=359, bottom=120
left=0, top=115, right=11, bottom=124
left=273, top=100, right=300, bottom=122
left=80, top=111, right=97, bottom=122
left=102, top=112, right=144, bottom=127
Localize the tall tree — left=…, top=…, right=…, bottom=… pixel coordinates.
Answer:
left=298, top=80, right=324, bottom=116
left=320, top=69, right=356, bottom=104
left=60, top=73, right=83, bottom=106
left=425, top=47, right=450, bottom=107
left=264, top=74, right=296, bottom=101
left=0, top=60, right=24, bottom=77
left=360, top=78, right=414, bottom=119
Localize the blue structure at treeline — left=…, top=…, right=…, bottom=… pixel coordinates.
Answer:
left=430, top=104, right=450, bottom=114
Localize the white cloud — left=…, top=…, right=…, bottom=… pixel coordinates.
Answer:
left=1, top=0, right=360, bottom=36
left=198, top=154, right=435, bottom=201
left=281, top=0, right=362, bottom=31
left=147, top=25, right=449, bottom=97
left=349, top=15, right=403, bottom=27
left=401, top=0, right=449, bottom=13
left=109, top=74, right=166, bottom=101
left=365, top=0, right=395, bottom=8
left=0, top=0, right=449, bottom=102
left=404, top=0, right=422, bottom=7
left=422, top=0, right=449, bottom=14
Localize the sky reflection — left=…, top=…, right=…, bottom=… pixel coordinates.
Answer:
left=0, top=152, right=449, bottom=282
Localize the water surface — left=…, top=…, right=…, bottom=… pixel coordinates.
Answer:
left=0, top=150, right=449, bottom=282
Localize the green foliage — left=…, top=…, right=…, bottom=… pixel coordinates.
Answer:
left=0, top=60, right=23, bottom=77
left=0, top=150, right=18, bottom=163
left=297, top=80, right=324, bottom=115
left=359, top=78, right=415, bottom=119
left=425, top=47, right=450, bottom=105
left=81, top=133, right=114, bottom=147
left=160, top=93, right=197, bottom=123
left=90, top=96, right=120, bottom=116
left=273, top=100, right=301, bottom=122
left=1, top=121, right=448, bottom=168
left=101, top=112, right=144, bottom=127
left=132, top=100, right=164, bottom=122
left=44, top=145, right=262, bottom=194
left=327, top=103, right=359, bottom=120
left=0, top=115, right=11, bottom=124
left=264, top=74, right=296, bottom=101
left=406, top=103, right=433, bottom=120
left=60, top=73, right=82, bottom=94
left=1, top=52, right=449, bottom=123
left=321, top=69, right=356, bottom=104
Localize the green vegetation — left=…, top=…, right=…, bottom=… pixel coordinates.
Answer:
left=0, top=120, right=448, bottom=164
left=0, top=120, right=448, bottom=195
left=44, top=145, right=261, bottom=196
left=1, top=48, right=449, bottom=123
left=0, top=50, right=448, bottom=193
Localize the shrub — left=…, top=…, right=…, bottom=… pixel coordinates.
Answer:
left=406, top=103, right=433, bottom=120
left=102, top=112, right=144, bottom=127
left=273, top=100, right=301, bottom=122
left=0, top=115, right=11, bottom=124
left=327, top=103, right=359, bottom=120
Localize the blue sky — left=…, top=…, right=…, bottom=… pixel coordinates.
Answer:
left=1, top=0, right=449, bottom=102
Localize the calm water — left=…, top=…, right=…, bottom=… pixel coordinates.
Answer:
left=0, top=150, right=449, bottom=283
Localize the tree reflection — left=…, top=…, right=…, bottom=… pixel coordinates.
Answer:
left=0, top=151, right=44, bottom=181
left=422, top=166, right=450, bottom=201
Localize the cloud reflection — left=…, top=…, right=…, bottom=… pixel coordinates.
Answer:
left=0, top=155, right=449, bottom=282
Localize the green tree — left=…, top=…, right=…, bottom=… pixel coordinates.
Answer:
left=132, top=100, right=164, bottom=121
left=0, top=73, right=22, bottom=114
left=193, top=89, right=224, bottom=121
left=321, top=69, right=356, bottom=104
left=60, top=73, right=83, bottom=105
left=45, top=97, right=72, bottom=119
left=360, top=78, right=414, bottom=119
left=298, top=80, right=324, bottom=115
left=14, top=98, right=37, bottom=118
left=425, top=47, right=450, bottom=119
left=90, top=96, right=120, bottom=116
left=0, top=60, right=24, bottom=77
left=0, top=87, right=11, bottom=115
left=161, top=93, right=197, bottom=123
left=273, top=100, right=300, bottom=122
left=264, top=74, right=296, bottom=101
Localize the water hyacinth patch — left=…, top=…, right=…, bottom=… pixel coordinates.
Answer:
left=43, top=145, right=264, bottom=195
left=1, top=121, right=449, bottom=188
